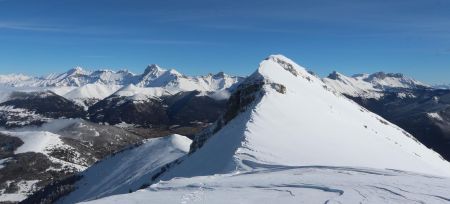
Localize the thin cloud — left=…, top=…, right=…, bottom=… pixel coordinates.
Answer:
left=0, top=21, right=65, bottom=32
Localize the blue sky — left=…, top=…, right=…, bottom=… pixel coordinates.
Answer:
left=0, top=0, right=449, bottom=84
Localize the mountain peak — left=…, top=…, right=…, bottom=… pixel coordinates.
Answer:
left=256, top=54, right=316, bottom=85
left=67, top=66, right=87, bottom=76
left=144, top=64, right=164, bottom=75
left=327, top=71, right=344, bottom=80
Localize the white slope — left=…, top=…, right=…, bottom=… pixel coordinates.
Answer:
left=323, top=71, right=430, bottom=98
left=58, top=135, right=192, bottom=204
left=112, top=84, right=170, bottom=99
left=82, top=167, right=450, bottom=204
left=4, top=131, right=64, bottom=154
left=1, top=130, right=86, bottom=171
left=63, top=84, right=122, bottom=101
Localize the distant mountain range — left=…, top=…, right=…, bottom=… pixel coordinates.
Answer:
left=1, top=57, right=450, bottom=203
left=23, top=55, right=450, bottom=204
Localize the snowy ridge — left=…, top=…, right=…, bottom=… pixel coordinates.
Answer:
left=79, top=55, right=450, bottom=204
left=162, top=54, right=450, bottom=178
left=323, top=71, right=430, bottom=98
left=57, top=135, right=192, bottom=204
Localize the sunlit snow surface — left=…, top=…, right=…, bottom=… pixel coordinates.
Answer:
left=58, top=135, right=192, bottom=204
left=82, top=166, right=450, bottom=204
left=75, top=55, right=450, bottom=203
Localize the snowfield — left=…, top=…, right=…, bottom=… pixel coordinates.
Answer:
left=81, top=166, right=450, bottom=204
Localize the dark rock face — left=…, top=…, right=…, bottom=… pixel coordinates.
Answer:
left=346, top=89, right=450, bottom=161
left=1, top=91, right=86, bottom=119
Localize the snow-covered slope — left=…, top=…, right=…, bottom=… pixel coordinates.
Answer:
left=62, top=84, right=122, bottom=105
left=82, top=166, right=450, bottom=204
left=161, top=55, right=450, bottom=178
left=323, top=71, right=430, bottom=98
left=57, top=135, right=191, bottom=204
left=78, top=55, right=450, bottom=204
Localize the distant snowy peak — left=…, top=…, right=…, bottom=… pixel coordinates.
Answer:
left=323, top=71, right=430, bottom=98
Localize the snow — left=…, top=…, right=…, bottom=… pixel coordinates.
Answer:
left=63, top=84, right=122, bottom=100
left=428, top=112, right=444, bottom=122
left=0, top=65, right=242, bottom=105
left=0, top=180, right=39, bottom=202
left=2, top=131, right=64, bottom=154
left=0, top=120, right=87, bottom=171
left=113, top=84, right=169, bottom=98
left=58, top=135, right=192, bottom=204
left=73, top=54, right=450, bottom=204
left=158, top=54, right=450, bottom=179
left=323, top=71, right=430, bottom=99
left=322, top=72, right=383, bottom=99
left=81, top=166, right=450, bottom=204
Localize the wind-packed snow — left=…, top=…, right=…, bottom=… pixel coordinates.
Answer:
left=81, top=166, right=450, bottom=204
left=58, top=135, right=192, bottom=204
